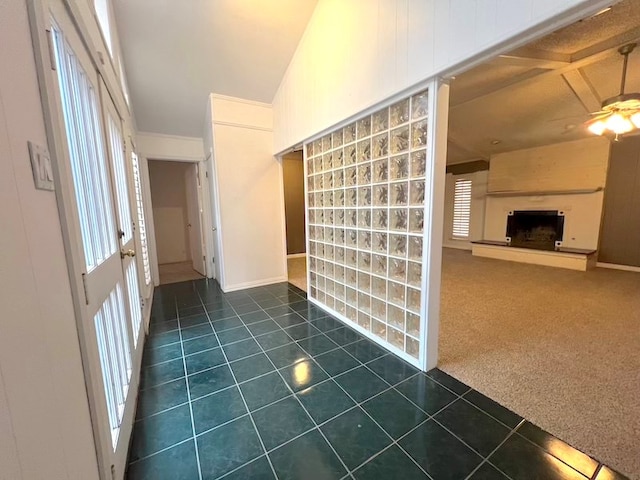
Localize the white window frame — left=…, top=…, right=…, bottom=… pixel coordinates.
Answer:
left=452, top=177, right=472, bottom=239
left=93, top=0, right=113, bottom=57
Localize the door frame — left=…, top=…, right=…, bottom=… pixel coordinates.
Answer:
left=27, top=1, right=149, bottom=477
left=146, top=157, right=215, bottom=282
left=204, top=151, right=224, bottom=283
left=185, top=162, right=207, bottom=275
left=422, top=0, right=619, bottom=371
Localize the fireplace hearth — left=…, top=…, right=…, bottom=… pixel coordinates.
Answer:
left=506, top=210, right=564, bottom=251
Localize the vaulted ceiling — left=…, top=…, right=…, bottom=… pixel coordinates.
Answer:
left=114, top=0, right=640, bottom=154
left=448, top=0, right=640, bottom=164
left=113, top=0, right=318, bottom=137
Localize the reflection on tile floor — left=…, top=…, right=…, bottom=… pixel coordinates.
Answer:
left=127, top=280, right=628, bottom=480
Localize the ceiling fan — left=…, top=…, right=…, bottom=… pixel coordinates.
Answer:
left=586, top=42, right=640, bottom=139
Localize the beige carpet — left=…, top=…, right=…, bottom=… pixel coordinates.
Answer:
left=158, top=261, right=204, bottom=285
left=439, top=248, right=640, bottom=479
left=287, top=256, right=307, bottom=291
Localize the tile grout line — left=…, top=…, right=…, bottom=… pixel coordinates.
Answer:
left=230, top=291, right=452, bottom=479
left=462, top=418, right=526, bottom=480
left=175, top=295, right=204, bottom=480
left=591, top=463, right=604, bottom=480
left=195, top=288, right=281, bottom=480
left=128, top=437, right=194, bottom=466
left=293, top=350, right=434, bottom=479
left=245, top=300, right=436, bottom=480
left=220, top=295, right=354, bottom=479
left=144, top=283, right=613, bottom=480
left=509, top=423, right=600, bottom=480
left=140, top=321, right=345, bottom=391
left=142, top=285, right=454, bottom=473
left=163, top=286, right=483, bottom=478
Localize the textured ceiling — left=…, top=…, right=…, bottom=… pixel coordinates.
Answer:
left=113, top=0, right=318, bottom=137
left=448, top=0, right=640, bottom=164
left=528, top=2, right=640, bottom=55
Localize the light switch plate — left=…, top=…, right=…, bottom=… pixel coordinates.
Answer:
left=28, top=141, right=54, bottom=191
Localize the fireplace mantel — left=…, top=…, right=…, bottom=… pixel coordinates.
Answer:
left=486, top=187, right=603, bottom=197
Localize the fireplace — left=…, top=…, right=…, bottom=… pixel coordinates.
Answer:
left=506, top=210, right=565, bottom=251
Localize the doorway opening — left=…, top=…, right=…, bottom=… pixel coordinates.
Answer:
left=437, top=2, right=640, bottom=478
left=282, top=149, right=307, bottom=291
left=148, top=160, right=206, bottom=285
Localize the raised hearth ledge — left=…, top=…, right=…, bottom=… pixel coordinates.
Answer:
left=471, top=241, right=597, bottom=271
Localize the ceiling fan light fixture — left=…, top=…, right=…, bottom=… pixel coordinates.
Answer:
left=605, top=112, right=634, bottom=134
left=586, top=43, right=640, bottom=138
left=587, top=119, right=607, bottom=135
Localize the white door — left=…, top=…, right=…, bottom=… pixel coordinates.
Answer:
left=186, top=163, right=206, bottom=275
left=47, top=2, right=144, bottom=477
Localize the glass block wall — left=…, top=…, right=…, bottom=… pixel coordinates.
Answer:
left=305, top=89, right=429, bottom=365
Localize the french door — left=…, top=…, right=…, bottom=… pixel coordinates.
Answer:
left=47, top=1, right=145, bottom=477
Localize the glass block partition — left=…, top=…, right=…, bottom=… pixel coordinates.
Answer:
left=304, top=89, right=429, bottom=366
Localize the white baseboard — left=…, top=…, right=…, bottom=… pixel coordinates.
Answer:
left=287, top=253, right=306, bottom=259
left=222, top=275, right=289, bottom=293
left=597, top=262, right=640, bottom=273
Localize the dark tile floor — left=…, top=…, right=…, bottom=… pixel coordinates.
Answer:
left=126, top=280, right=628, bottom=480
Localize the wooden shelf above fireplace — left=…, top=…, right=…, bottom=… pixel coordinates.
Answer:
left=486, top=187, right=603, bottom=197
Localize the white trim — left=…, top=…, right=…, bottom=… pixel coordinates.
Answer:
left=142, top=153, right=203, bottom=162
left=277, top=79, right=432, bottom=157
left=211, top=93, right=272, bottom=108
left=421, top=79, right=450, bottom=371
left=207, top=100, right=227, bottom=289
left=275, top=1, right=615, bottom=156
left=212, top=120, right=273, bottom=132
left=141, top=156, right=160, bottom=287
left=137, top=132, right=205, bottom=163
left=277, top=156, right=290, bottom=281
left=146, top=158, right=210, bottom=284
left=597, top=262, right=640, bottom=273
left=441, top=1, right=618, bottom=80
left=137, top=131, right=205, bottom=141
left=303, top=142, right=312, bottom=304
left=287, top=253, right=307, bottom=259
left=222, top=276, right=289, bottom=293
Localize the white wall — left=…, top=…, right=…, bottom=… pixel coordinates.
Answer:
left=443, top=170, right=488, bottom=250
left=272, top=0, right=613, bottom=153
left=205, top=95, right=287, bottom=291
left=137, top=132, right=204, bottom=162
left=483, top=138, right=610, bottom=251
left=0, top=1, right=99, bottom=478
left=148, top=161, right=193, bottom=264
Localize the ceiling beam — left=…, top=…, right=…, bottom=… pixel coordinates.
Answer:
left=493, top=48, right=571, bottom=70
left=561, top=69, right=602, bottom=113
left=571, top=25, right=640, bottom=62
left=450, top=26, right=640, bottom=110
left=450, top=69, right=551, bottom=107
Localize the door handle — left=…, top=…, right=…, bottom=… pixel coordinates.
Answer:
left=120, top=249, right=136, bottom=259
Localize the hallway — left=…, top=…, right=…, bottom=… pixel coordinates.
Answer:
left=126, top=281, right=625, bottom=480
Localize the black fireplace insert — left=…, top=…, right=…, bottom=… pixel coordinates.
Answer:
left=506, top=210, right=564, bottom=251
